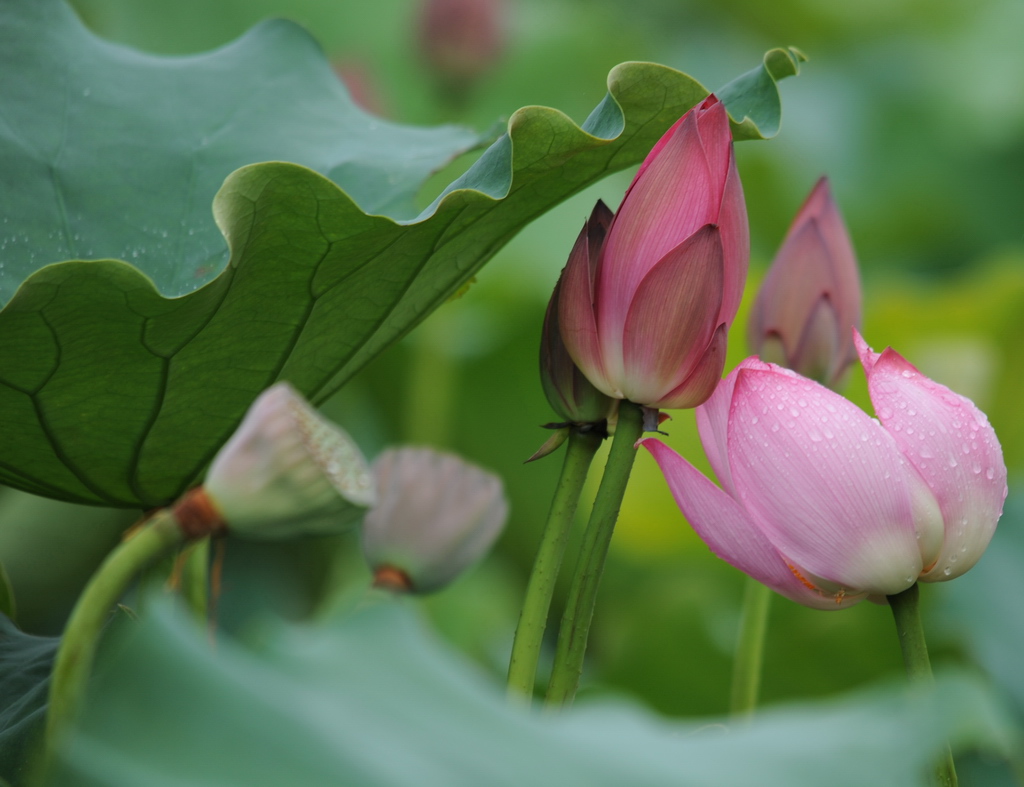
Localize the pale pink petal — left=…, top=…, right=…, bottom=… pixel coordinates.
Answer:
left=791, top=294, right=842, bottom=385
left=650, top=322, right=727, bottom=410
left=749, top=219, right=837, bottom=363
left=558, top=212, right=613, bottom=396
left=640, top=438, right=864, bottom=610
left=695, top=356, right=773, bottom=498
left=862, top=342, right=1007, bottom=582
left=619, top=226, right=723, bottom=404
left=726, top=366, right=921, bottom=595
left=853, top=328, right=881, bottom=373
left=808, top=179, right=861, bottom=357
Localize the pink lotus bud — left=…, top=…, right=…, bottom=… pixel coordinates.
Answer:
left=747, top=178, right=862, bottom=388
left=558, top=96, right=749, bottom=410
left=362, top=447, right=508, bottom=593
left=203, top=383, right=375, bottom=539
left=641, top=335, right=1006, bottom=608
left=416, top=0, right=506, bottom=93
left=540, top=278, right=616, bottom=427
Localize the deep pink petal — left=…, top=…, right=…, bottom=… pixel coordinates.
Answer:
left=597, top=109, right=714, bottom=347
left=695, top=356, right=773, bottom=498
left=618, top=226, right=723, bottom=403
left=726, top=366, right=922, bottom=595
left=695, top=96, right=731, bottom=209
left=716, top=149, right=749, bottom=324
left=557, top=212, right=613, bottom=396
left=640, top=438, right=863, bottom=610
left=650, top=322, right=728, bottom=410
left=861, top=340, right=1007, bottom=581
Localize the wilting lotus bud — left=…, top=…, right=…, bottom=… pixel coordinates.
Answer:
left=747, top=178, right=861, bottom=388
left=558, top=96, right=749, bottom=410
left=198, top=383, right=375, bottom=539
left=362, top=447, right=508, bottom=593
left=416, top=0, right=506, bottom=98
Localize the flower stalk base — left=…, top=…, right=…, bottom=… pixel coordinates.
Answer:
left=508, top=428, right=603, bottom=701
left=887, top=583, right=958, bottom=787
left=545, top=401, right=645, bottom=707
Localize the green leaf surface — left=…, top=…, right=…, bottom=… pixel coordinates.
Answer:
left=0, top=0, right=488, bottom=305
left=0, top=0, right=801, bottom=506
left=45, top=600, right=1016, bottom=787
left=0, top=616, right=57, bottom=786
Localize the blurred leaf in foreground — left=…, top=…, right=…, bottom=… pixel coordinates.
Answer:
left=45, top=600, right=1018, bottom=787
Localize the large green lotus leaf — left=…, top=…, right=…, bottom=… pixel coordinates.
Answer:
left=0, top=0, right=804, bottom=506
left=43, top=600, right=1016, bottom=786
left=0, top=0, right=489, bottom=305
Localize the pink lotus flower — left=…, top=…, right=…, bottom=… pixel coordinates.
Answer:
left=641, top=333, right=1006, bottom=608
left=747, top=177, right=861, bottom=388
left=558, top=95, right=749, bottom=410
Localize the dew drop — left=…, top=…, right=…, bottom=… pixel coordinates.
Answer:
left=986, top=467, right=995, bottom=480
left=770, top=423, right=780, bottom=433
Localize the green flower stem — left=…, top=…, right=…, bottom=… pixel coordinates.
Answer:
left=545, top=401, right=645, bottom=708
left=46, top=510, right=186, bottom=752
left=887, top=583, right=958, bottom=787
left=730, top=577, right=772, bottom=716
left=180, top=536, right=210, bottom=623
left=507, top=428, right=603, bottom=702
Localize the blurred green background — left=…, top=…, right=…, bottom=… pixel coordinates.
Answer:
left=3, top=0, right=1021, bottom=725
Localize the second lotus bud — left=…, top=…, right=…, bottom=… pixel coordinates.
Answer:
left=747, top=177, right=862, bottom=388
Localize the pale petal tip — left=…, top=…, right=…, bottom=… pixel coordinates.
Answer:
left=853, top=328, right=880, bottom=372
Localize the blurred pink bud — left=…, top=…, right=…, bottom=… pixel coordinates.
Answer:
left=203, top=383, right=375, bottom=539
left=540, top=278, right=616, bottom=427
left=641, top=335, right=1006, bottom=608
left=558, top=96, right=749, bottom=410
left=417, top=0, right=506, bottom=91
left=747, top=177, right=861, bottom=388
left=333, top=59, right=390, bottom=117
left=362, top=447, right=509, bottom=593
